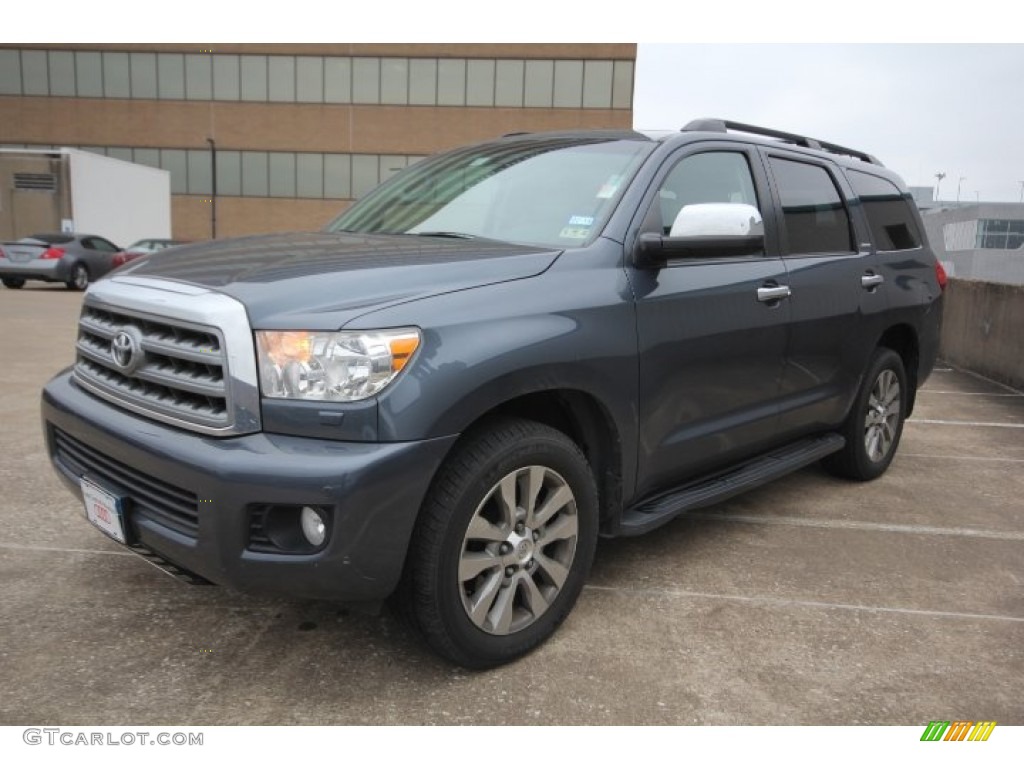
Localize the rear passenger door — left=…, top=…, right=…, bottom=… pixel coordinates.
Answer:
left=762, top=151, right=886, bottom=437
left=630, top=145, right=790, bottom=499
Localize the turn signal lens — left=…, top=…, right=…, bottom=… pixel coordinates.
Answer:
left=935, top=260, right=948, bottom=292
left=255, top=328, right=421, bottom=401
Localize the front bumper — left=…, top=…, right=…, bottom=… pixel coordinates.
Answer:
left=42, top=370, right=457, bottom=601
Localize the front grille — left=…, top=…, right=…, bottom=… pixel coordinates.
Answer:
left=74, top=304, right=230, bottom=430
left=53, top=427, right=200, bottom=539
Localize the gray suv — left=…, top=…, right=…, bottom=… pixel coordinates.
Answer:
left=42, top=119, right=944, bottom=667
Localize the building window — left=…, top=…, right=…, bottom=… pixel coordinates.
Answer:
left=467, top=59, right=495, bottom=107
left=381, top=58, right=408, bottom=105
left=48, top=51, right=76, bottom=97
left=76, top=52, right=104, bottom=98
left=156, top=54, right=185, bottom=100
left=240, top=55, right=268, bottom=101
left=213, top=55, right=240, bottom=101
left=187, top=149, right=212, bottom=195
left=437, top=59, right=466, bottom=106
left=495, top=60, right=524, bottom=107
left=0, top=48, right=634, bottom=109
left=241, top=151, right=269, bottom=196
left=0, top=50, right=22, bottom=95
left=185, top=55, right=213, bottom=101
left=553, top=60, right=583, bottom=108
left=524, top=60, right=554, bottom=107
left=977, top=219, right=1024, bottom=250
left=130, top=53, right=158, bottom=99
left=269, top=152, right=297, bottom=197
left=21, top=50, right=49, bottom=96
left=104, top=52, right=131, bottom=98
left=296, top=57, right=323, bottom=103
left=352, top=58, right=380, bottom=104
left=324, top=57, right=351, bottom=103
left=268, top=56, right=296, bottom=103
left=409, top=59, right=437, bottom=106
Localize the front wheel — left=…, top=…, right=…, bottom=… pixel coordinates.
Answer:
left=399, top=418, right=598, bottom=668
left=65, top=263, right=89, bottom=291
left=824, top=347, right=907, bottom=481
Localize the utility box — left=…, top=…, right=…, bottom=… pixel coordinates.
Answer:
left=0, top=148, right=170, bottom=246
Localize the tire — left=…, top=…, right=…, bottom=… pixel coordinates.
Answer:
left=824, top=347, right=907, bottom=481
left=398, top=418, right=598, bottom=668
left=2, top=278, right=25, bottom=289
left=65, top=263, right=89, bottom=291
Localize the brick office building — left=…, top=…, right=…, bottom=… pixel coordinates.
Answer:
left=0, top=44, right=636, bottom=240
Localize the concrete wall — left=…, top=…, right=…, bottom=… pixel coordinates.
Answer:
left=940, top=279, right=1024, bottom=390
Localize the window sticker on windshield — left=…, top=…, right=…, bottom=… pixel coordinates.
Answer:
left=596, top=175, right=623, bottom=199
left=559, top=226, right=591, bottom=239
left=568, top=215, right=595, bottom=227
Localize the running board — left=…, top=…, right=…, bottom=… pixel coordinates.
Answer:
left=618, top=433, right=845, bottom=536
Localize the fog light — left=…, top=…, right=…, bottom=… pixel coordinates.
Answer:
left=300, top=506, right=327, bottom=547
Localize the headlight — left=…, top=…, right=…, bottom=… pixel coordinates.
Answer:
left=255, top=328, right=420, bottom=401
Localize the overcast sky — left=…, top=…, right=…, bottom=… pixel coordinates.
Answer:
left=633, top=44, right=1024, bottom=202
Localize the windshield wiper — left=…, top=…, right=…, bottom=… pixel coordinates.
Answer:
left=413, top=231, right=478, bottom=239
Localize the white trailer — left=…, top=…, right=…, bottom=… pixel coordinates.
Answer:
left=0, top=148, right=171, bottom=247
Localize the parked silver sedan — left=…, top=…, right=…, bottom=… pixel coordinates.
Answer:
left=0, top=233, right=121, bottom=291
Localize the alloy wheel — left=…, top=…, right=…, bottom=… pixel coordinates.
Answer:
left=458, top=465, right=578, bottom=636
left=863, top=369, right=901, bottom=462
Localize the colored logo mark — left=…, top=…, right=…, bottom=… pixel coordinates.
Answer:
left=920, top=721, right=996, bottom=742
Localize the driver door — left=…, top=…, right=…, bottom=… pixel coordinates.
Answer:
left=629, top=146, right=791, bottom=499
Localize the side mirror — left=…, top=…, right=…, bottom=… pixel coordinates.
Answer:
left=635, top=203, right=765, bottom=268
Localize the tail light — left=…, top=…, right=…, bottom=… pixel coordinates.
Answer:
left=112, top=252, right=127, bottom=267
left=935, top=260, right=948, bottom=292
left=41, top=247, right=65, bottom=260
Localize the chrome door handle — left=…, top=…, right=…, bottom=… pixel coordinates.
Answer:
left=861, top=274, right=884, bottom=289
left=757, top=285, right=792, bottom=303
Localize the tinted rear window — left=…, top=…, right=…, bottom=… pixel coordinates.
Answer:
left=847, top=170, right=922, bottom=251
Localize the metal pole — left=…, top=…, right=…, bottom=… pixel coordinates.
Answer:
left=1019, top=181, right=1024, bottom=203
left=957, top=176, right=965, bottom=203
left=934, top=172, right=945, bottom=202
left=206, top=137, right=217, bottom=239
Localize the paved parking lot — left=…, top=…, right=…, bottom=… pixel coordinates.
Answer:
left=1, top=285, right=1021, bottom=725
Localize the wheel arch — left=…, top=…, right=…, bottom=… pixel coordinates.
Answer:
left=424, top=388, right=625, bottom=536
left=876, top=323, right=920, bottom=415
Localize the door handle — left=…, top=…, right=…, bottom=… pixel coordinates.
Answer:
left=861, top=273, right=884, bottom=289
left=757, top=285, right=792, bottom=303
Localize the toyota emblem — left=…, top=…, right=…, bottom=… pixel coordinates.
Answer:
left=111, top=329, right=141, bottom=373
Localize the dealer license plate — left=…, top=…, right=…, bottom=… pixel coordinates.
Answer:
left=81, top=477, right=127, bottom=544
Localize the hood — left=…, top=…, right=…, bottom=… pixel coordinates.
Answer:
left=120, top=232, right=561, bottom=329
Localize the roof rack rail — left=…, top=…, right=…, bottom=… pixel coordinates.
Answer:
left=682, top=118, right=882, bottom=166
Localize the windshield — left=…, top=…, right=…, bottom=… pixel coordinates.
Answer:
left=327, top=137, right=652, bottom=249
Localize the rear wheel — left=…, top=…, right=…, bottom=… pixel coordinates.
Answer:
left=824, top=348, right=907, bottom=481
left=399, top=418, right=598, bottom=668
left=65, top=263, right=89, bottom=291
left=2, top=278, right=25, bottom=289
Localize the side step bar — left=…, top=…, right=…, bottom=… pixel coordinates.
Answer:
left=618, top=433, right=845, bottom=536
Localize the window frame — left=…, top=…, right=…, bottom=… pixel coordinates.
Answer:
left=762, top=150, right=860, bottom=258
left=633, top=143, right=778, bottom=265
